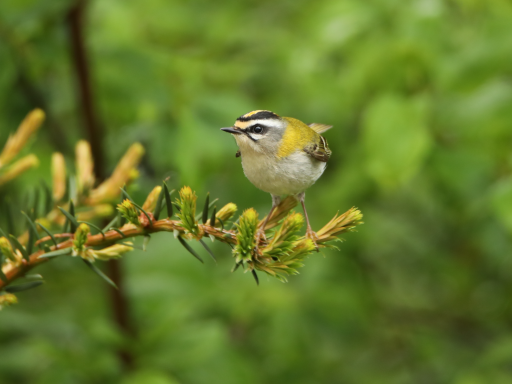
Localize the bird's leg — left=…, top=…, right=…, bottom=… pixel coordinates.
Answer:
left=297, top=192, right=319, bottom=250
left=255, top=194, right=281, bottom=252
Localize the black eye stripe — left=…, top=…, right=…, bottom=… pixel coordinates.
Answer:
left=245, top=132, right=257, bottom=142
left=237, top=124, right=267, bottom=141
left=248, top=124, right=266, bottom=134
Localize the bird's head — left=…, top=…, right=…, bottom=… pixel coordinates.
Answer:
left=220, top=110, right=287, bottom=155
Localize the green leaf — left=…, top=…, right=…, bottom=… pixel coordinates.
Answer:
left=26, top=222, right=34, bottom=255
left=4, top=199, right=15, bottom=236
left=21, top=211, right=40, bottom=257
left=69, top=200, right=76, bottom=232
left=37, top=222, right=57, bottom=246
left=38, top=248, right=72, bottom=259
left=202, top=192, right=210, bottom=224
left=9, top=235, right=28, bottom=260
left=362, top=93, right=432, bottom=190
left=5, top=280, right=44, bottom=293
left=232, top=262, right=242, bottom=272
left=59, top=205, right=78, bottom=233
left=24, top=188, right=39, bottom=220
left=251, top=270, right=259, bottom=285
left=195, top=198, right=218, bottom=220
left=210, top=206, right=217, bottom=227
left=83, top=259, right=117, bottom=288
left=177, top=236, right=203, bottom=263
left=102, top=216, right=119, bottom=232
left=199, top=239, right=216, bottom=262
left=41, top=180, right=53, bottom=215
left=120, top=187, right=134, bottom=202
left=24, top=274, right=43, bottom=280
left=109, top=227, right=126, bottom=238
left=21, top=212, right=40, bottom=241
left=32, top=187, right=40, bottom=219
left=164, top=182, right=173, bottom=218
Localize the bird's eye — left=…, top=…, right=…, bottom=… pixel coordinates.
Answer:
left=252, top=125, right=263, bottom=134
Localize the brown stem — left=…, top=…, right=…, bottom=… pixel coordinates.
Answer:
left=66, top=0, right=132, bottom=368
left=1, top=220, right=236, bottom=290
left=67, top=0, right=105, bottom=178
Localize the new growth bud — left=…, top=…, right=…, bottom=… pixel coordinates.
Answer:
left=316, top=208, right=363, bottom=245
left=75, top=141, right=95, bottom=197
left=0, top=237, right=18, bottom=262
left=117, top=199, right=140, bottom=225
left=0, top=155, right=39, bottom=186
left=263, top=212, right=304, bottom=257
left=0, top=108, right=44, bottom=167
left=142, top=186, right=162, bottom=212
left=0, top=293, right=18, bottom=309
left=215, top=203, right=237, bottom=223
left=88, top=143, right=145, bottom=204
left=234, top=208, right=259, bottom=263
left=52, top=153, right=67, bottom=202
left=72, top=223, right=90, bottom=256
left=90, top=242, right=134, bottom=261
left=176, top=186, right=198, bottom=235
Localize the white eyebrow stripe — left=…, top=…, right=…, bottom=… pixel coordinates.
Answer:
left=236, top=119, right=284, bottom=130
left=249, top=119, right=283, bottom=128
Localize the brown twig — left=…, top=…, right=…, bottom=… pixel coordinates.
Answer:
left=0, top=220, right=236, bottom=291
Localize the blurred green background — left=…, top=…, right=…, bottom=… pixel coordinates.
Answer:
left=1, top=0, right=512, bottom=383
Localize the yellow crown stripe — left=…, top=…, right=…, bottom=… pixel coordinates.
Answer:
left=243, top=110, right=266, bottom=118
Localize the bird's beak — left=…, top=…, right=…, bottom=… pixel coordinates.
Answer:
left=220, top=127, right=241, bottom=135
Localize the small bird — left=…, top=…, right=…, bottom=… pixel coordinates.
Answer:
left=221, top=110, right=332, bottom=249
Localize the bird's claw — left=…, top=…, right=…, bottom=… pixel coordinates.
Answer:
left=305, top=228, right=320, bottom=252
left=254, top=229, right=267, bottom=255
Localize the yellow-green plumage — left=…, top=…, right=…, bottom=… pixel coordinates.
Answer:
left=277, top=117, right=318, bottom=158
left=220, top=110, right=334, bottom=248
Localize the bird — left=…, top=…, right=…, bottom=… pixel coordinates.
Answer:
left=221, top=110, right=332, bottom=250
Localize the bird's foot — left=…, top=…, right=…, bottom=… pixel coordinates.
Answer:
left=253, top=228, right=267, bottom=255
left=305, top=227, right=320, bottom=252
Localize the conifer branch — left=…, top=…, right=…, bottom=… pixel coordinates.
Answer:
left=0, top=110, right=363, bottom=307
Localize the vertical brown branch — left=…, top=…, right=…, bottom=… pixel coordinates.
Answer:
left=67, top=0, right=105, bottom=179
left=66, top=0, right=134, bottom=370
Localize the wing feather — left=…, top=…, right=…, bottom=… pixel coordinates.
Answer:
left=303, top=135, right=331, bottom=162
left=308, top=123, right=333, bottom=134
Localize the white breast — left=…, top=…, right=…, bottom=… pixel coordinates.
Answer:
left=240, top=150, right=326, bottom=196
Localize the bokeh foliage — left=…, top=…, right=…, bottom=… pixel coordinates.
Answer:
left=1, top=0, right=512, bottom=383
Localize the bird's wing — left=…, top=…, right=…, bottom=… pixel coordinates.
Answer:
left=303, top=135, right=331, bottom=162
left=308, top=123, right=333, bottom=134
